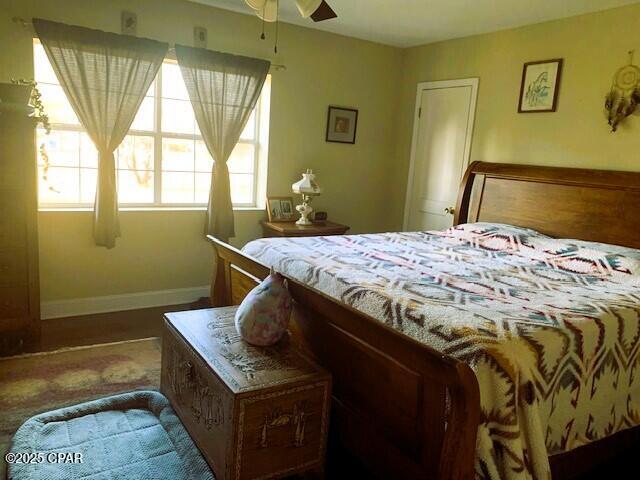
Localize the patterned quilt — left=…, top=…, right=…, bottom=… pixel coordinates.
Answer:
left=243, top=223, right=640, bottom=480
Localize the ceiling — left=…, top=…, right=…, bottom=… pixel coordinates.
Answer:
left=190, top=0, right=639, bottom=47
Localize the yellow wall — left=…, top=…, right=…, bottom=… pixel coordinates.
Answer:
left=3, top=0, right=640, bottom=303
left=0, top=0, right=403, bottom=301
left=390, top=3, right=640, bottom=226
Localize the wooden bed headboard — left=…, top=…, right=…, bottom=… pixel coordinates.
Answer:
left=454, top=161, right=640, bottom=249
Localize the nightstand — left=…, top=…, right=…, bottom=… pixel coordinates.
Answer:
left=161, top=307, right=331, bottom=480
left=261, top=220, right=350, bottom=238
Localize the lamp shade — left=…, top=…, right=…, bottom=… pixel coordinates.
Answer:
left=292, top=169, right=322, bottom=195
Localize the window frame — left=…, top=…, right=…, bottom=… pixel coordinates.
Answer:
left=35, top=42, right=268, bottom=211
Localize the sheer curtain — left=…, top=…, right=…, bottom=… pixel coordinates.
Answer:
left=33, top=19, right=167, bottom=248
left=175, top=45, right=270, bottom=241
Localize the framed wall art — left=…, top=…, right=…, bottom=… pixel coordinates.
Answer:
left=518, top=58, right=563, bottom=113
left=326, top=106, right=358, bottom=144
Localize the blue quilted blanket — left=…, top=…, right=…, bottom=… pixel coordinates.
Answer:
left=8, top=390, right=214, bottom=480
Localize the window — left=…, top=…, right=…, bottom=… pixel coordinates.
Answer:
left=34, top=40, right=270, bottom=208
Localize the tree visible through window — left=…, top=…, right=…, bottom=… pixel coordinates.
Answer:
left=34, top=40, right=270, bottom=208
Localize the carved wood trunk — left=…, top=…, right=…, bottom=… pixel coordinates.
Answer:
left=161, top=307, right=331, bottom=480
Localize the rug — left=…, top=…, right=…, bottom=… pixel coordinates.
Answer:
left=0, top=338, right=161, bottom=477
left=8, top=390, right=213, bottom=480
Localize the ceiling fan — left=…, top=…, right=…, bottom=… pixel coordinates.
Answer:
left=244, top=0, right=337, bottom=23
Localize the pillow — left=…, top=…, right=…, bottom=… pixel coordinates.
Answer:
left=234, top=270, right=293, bottom=346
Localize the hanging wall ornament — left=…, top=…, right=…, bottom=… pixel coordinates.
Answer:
left=604, top=50, right=640, bottom=132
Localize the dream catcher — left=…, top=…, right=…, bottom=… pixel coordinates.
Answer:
left=604, top=50, right=640, bottom=132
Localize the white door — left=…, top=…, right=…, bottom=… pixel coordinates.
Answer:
left=404, top=79, right=478, bottom=232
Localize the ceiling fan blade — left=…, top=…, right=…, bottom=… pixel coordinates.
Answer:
left=310, top=1, right=337, bottom=22
left=244, top=0, right=278, bottom=22
left=244, top=0, right=264, bottom=10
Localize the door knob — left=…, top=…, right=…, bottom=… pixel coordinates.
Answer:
left=444, top=206, right=455, bottom=215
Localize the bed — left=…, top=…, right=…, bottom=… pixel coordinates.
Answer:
left=208, top=161, right=640, bottom=479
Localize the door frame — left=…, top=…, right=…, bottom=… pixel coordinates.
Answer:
left=402, top=78, right=479, bottom=230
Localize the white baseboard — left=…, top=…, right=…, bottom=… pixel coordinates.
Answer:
left=41, top=285, right=210, bottom=320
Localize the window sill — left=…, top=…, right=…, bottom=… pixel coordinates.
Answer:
left=38, top=206, right=265, bottom=213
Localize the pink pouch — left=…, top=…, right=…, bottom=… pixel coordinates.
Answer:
left=234, top=270, right=293, bottom=346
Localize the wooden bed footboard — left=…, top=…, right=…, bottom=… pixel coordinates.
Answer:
left=207, top=236, right=481, bottom=480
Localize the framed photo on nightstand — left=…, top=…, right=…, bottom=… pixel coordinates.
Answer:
left=266, top=196, right=295, bottom=222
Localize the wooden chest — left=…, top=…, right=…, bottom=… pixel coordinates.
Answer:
left=161, top=307, right=331, bottom=480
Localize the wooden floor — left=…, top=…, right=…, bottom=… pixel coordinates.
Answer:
left=36, top=299, right=209, bottom=352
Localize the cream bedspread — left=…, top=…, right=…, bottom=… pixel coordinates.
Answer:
left=243, top=223, right=640, bottom=480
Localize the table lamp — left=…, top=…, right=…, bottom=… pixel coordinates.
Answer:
left=292, top=169, right=322, bottom=225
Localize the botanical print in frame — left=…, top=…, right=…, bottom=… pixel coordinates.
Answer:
left=266, top=196, right=295, bottom=222
left=518, top=59, right=563, bottom=113
left=326, top=106, right=358, bottom=144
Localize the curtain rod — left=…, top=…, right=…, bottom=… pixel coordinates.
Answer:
left=12, top=17, right=287, bottom=71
